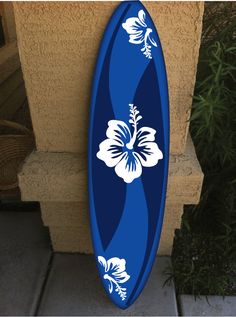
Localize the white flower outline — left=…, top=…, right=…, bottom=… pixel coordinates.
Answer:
left=122, top=10, right=157, bottom=59
left=98, top=256, right=130, bottom=301
left=96, top=104, right=163, bottom=183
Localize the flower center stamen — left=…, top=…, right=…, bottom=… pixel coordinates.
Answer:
left=126, top=127, right=136, bottom=150
left=126, top=104, right=139, bottom=150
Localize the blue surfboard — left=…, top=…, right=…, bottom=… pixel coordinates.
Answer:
left=89, top=1, right=169, bottom=309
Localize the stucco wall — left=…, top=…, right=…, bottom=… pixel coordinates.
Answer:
left=13, top=1, right=204, bottom=155
left=18, top=135, right=204, bottom=255
left=15, top=1, right=204, bottom=255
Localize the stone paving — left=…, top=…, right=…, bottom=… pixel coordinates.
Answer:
left=0, top=211, right=51, bottom=315
left=179, top=295, right=236, bottom=316
left=0, top=211, right=178, bottom=316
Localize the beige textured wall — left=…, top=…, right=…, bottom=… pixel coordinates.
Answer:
left=18, top=136, right=204, bottom=255
left=13, top=1, right=204, bottom=155
left=15, top=2, right=204, bottom=255
left=40, top=202, right=184, bottom=255
left=18, top=136, right=202, bottom=204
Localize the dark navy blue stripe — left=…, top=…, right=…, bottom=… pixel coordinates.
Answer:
left=92, top=4, right=131, bottom=250
left=127, top=60, right=165, bottom=305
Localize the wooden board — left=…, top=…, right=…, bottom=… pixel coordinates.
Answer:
left=89, top=1, right=169, bottom=309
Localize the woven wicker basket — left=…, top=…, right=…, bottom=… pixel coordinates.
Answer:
left=0, top=120, right=35, bottom=190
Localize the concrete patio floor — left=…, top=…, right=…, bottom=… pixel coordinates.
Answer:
left=0, top=210, right=178, bottom=316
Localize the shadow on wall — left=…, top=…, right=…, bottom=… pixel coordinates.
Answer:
left=0, top=2, right=35, bottom=201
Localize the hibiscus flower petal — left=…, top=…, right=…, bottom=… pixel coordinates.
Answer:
left=108, top=279, right=113, bottom=293
left=97, top=139, right=125, bottom=168
left=122, top=17, right=145, bottom=35
left=138, top=10, right=147, bottom=27
left=115, top=152, right=142, bottom=183
left=129, top=31, right=144, bottom=45
left=136, top=142, right=163, bottom=167
left=148, top=32, right=157, bottom=47
left=113, top=271, right=130, bottom=284
left=137, top=127, right=157, bottom=145
left=107, top=257, right=126, bottom=274
left=106, top=120, right=131, bottom=145
left=98, top=256, right=108, bottom=272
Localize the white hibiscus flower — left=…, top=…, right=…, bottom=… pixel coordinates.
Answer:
left=96, top=104, right=163, bottom=183
left=98, top=256, right=130, bottom=301
left=122, top=9, right=157, bottom=59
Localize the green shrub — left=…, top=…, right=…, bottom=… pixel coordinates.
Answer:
left=167, top=2, right=236, bottom=296
left=190, top=1, right=236, bottom=235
